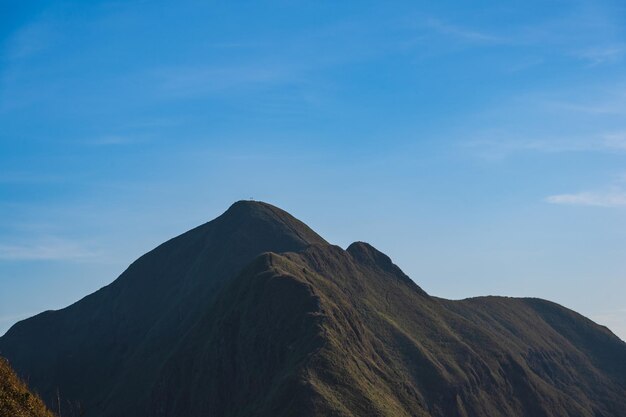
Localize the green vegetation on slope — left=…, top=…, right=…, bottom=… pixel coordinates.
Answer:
left=1, top=201, right=625, bottom=417
left=0, top=201, right=326, bottom=416
left=151, top=242, right=626, bottom=417
left=0, top=357, right=56, bottom=417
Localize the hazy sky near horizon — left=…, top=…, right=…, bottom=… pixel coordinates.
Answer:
left=1, top=0, right=626, bottom=340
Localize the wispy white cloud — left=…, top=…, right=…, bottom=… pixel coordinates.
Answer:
left=574, top=44, right=626, bottom=66
left=88, top=135, right=134, bottom=145
left=603, top=131, right=626, bottom=150
left=0, top=172, right=64, bottom=184
left=4, top=20, right=56, bottom=61
left=154, top=15, right=516, bottom=101
left=545, top=99, right=626, bottom=116
left=463, top=81, right=626, bottom=159
left=465, top=136, right=590, bottom=158
left=84, top=134, right=145, bottom=146
left=546, top=188, right=626, bottom=208
left=207, top=41, right=266, bottom=50
left=0, top=238, right=101, bottom=261
left=423, top=18, right=504, bottom=44
left=410, top=1, right=624, bottom=54
left=414, top=2, right=626, bottom=71
left=466, top=129, right=626, bottom=159
left=153, top=64, right=298, bottom=98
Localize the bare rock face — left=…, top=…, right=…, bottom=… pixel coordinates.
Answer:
left=1, top=201, right=625, bottom=417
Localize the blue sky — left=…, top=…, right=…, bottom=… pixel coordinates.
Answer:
left=1, top=0, right=625, bottom=340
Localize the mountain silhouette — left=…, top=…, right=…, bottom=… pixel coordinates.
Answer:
left=1, top=201, right=624, bottom=417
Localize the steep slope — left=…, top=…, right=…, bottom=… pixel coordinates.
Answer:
left=0, top=357, right=56, bottom=417
left=1, top=201, right=625, bottom=417
left=0, top=201, right=326, bottom=417
left=150, top=242, right=626, bottom=417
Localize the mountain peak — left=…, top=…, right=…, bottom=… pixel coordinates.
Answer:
left=2, top=202, right=625, bottom=417
left=347, top=241, right=427, bottom=295
left=218, top=200, right=327, bottom=248
left=226, top=199, right=276, bottom=212
left=223, top=200, right=299, bottom=224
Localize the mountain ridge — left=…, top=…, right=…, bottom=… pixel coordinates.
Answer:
left=1, top=201, right=624, bottom=417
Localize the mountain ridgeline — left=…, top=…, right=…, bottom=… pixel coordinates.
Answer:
left=1, top=201, right=624, bottom=417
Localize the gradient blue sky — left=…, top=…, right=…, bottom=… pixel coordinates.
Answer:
left=1, top=0, right=626, bottom=340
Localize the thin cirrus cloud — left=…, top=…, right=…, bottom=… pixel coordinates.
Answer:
left=462, top=81, right=626, bottom=159
left=466, top=130, right=626, bottom=159
left=546, top=189, right=626, bottom=208
left=0, top=238, right=100, bottom=261
left=149, top=63, right=304, bottom=100
left=0, top=172, right=65, bottom=184
left=84, top=134, right=149, bottom=146
left=573, top=45, right=625, bottom=66
left=4, top=19, right=56, bottom=62
left=422, top=17, right=505, bottom=44
left=603, top=131, right=626, bottom=149
left=419, top=3, right=625, bottom=56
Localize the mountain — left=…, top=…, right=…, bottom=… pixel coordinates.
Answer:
left=0, top=357, right=56, bottom=417
left=1, top=201, right=625, bottom=417
left=0, top=201, right=325, bottom=416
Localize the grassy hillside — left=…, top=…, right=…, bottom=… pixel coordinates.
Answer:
left=1, top=201, right=625, bottom=416
left=151, top=242, right=626, bottom=417
left=0, top=201, right=326, bottom=416
left=0, top=357, right=56, bottom=417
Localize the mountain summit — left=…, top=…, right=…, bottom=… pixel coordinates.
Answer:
left=1, top=201, right=624, bottom=417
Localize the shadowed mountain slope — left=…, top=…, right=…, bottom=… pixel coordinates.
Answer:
left=1, top=201, right=625, bottom=417
left=0, top=201, right=325, bottom=416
